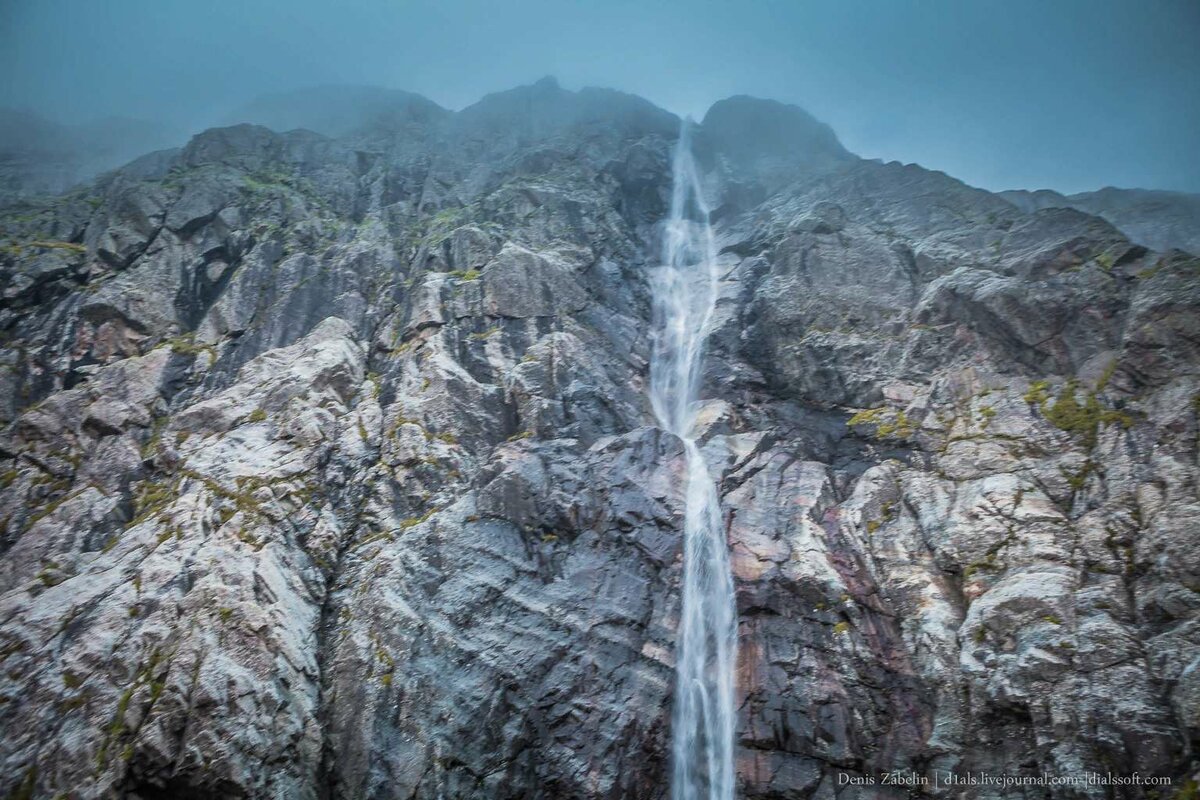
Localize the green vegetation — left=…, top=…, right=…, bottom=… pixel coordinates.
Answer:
left=1136, top=264, right=1161, bottom=280
left=371, top=634, right=397, bottom=686
left=963, top=534, right=1015, bottom=580
left=976, top=405, right=996, bottom=428
left=27, top=488, right=79, bottom=529
left=163, top=332, right=217, bottom=359
left=832, top=621, right=850, bottom=635
left=241, top=166, right=303, bottom=196
left=27, top=240, right=86, bottom=254
left=847, top=407, right=914, bottom=439
left=6, top=766, right=36, bottom=800
left=1023, top=378, right=1132, bottom=448
left=247, top=408, right=267, bottom=423
left=1062, top=460, right=1095, bottom=493
left=468, top=326, right=500, bottom=340
left=399, top=508, right=436, bottom=530
left=1042, top=380, right=1132, bottom=447
left=140, top=418, right=167, bottom=460
left=1023, top=380, right=1051, bottom=405
left=131, top=478, right=177, bottom=527
left=56, top=694, right=89, bottom=714
left=36, top=567, right=64, bottom=588
left=386, top=415, right=458, bottom=447
left=95, top=646, right=172, bottom=770
left=1096, top=359, right=1119, bottom=391
left=234, top=529, right=263, bottom=549
left=421, top=206, right=469, bottom=247
left=1172, top=779, right=1198, bottom=800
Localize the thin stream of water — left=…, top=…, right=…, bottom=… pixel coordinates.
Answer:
left=650, top=122, right=737, bottom=800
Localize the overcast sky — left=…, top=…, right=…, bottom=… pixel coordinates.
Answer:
left=1, top=0, right=1197, bottom=194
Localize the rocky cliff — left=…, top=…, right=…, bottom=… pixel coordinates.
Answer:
left=0, top=78, right=1197, bottom=799
left=999, top=187, right=1200, bottom=256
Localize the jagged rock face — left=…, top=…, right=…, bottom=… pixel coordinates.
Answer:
left=0, top=82, right=1197, bottom=800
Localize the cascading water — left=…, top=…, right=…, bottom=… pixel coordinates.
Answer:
left=650, top=122, right=738, bottom=800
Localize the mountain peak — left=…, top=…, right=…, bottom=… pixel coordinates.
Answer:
left=223, top=85, right=448, bottom=137
left=700, top=95, right=852, bottom=177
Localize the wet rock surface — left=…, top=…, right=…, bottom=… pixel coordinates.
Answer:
left=0, top=81, right=1197, bottom=799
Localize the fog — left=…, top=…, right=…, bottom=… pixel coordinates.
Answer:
left=1, top=0, right=1197, bottom=193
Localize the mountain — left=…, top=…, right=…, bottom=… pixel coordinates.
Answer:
left=0, top=110, right=180, bottom=204
left=221, top=85, right=451, bottom=138
left=0, top=81, right=1197, bottom=799
left=1001, top=186, right=1200, bottom=254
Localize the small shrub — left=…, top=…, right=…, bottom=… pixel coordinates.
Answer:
left=1023, top=380, right=1051, bottom=406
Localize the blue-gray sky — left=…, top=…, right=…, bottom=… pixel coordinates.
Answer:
left=1, top=0, right=1197, bottom=194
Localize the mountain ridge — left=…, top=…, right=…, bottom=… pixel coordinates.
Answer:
left=5, top=80, right=1198, bottom=254
left=0, top=78, right=1197, bottom=799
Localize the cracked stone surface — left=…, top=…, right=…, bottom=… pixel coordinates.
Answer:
left=0, top=79, right=1198, bottom=799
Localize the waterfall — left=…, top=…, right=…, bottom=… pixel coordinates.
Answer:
left=651, top=122, right=738, bottom=800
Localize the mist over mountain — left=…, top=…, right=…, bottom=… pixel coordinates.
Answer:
left=4, top=0, right=1198, bottom=194
left=0, top=110, right=179, bottom=200
left=4, top=80, right=1199, bottom=254
left=221, top=85, right=451, bottom=138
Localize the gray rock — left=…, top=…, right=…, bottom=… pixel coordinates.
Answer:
left=0, top=79, right=1196, bottom=799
